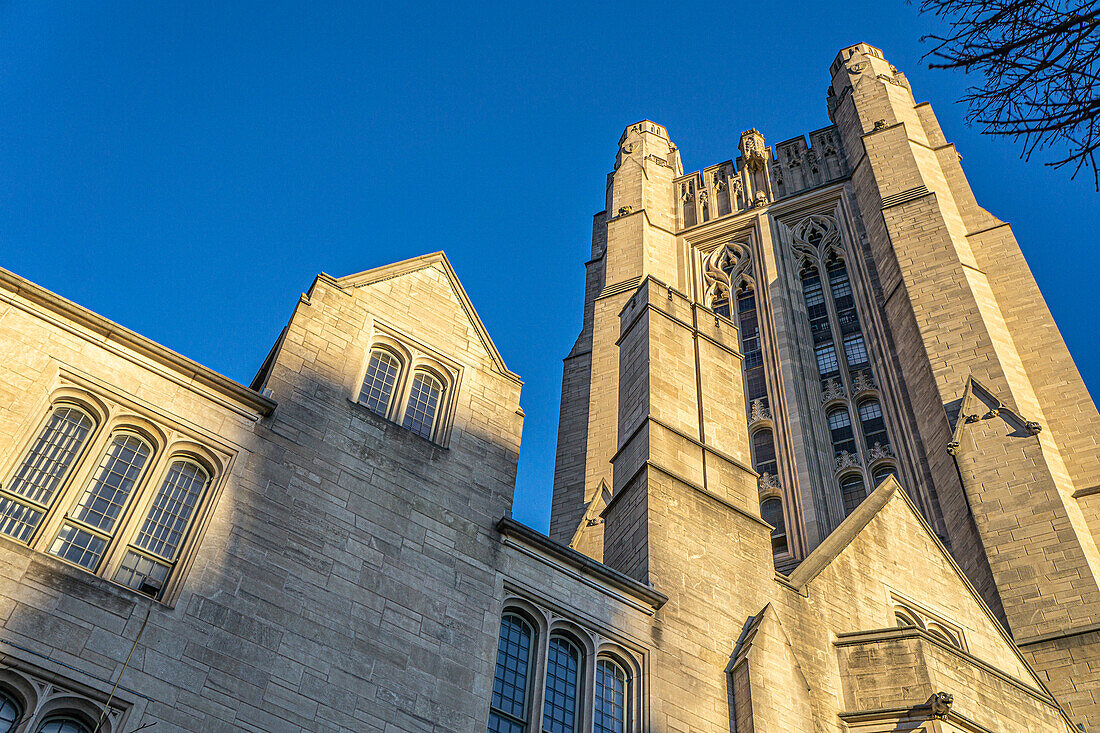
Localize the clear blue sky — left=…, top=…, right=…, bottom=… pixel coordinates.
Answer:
left=2, top=3, right=1096, bottom=532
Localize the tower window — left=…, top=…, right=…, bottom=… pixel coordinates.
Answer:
left=760, top=497, right=788, bottom=555
left=828, top=262, right=861, bottom=333
left=751, top=429, right=778, bottom=478
left=488, top=613, right=533, bottom=733
left=543, top=636, right=581, bottom=733
left=359, top=348, right=402, bottom=416
left=827, top=408, right=857, bottom=457
left=801, top=269, right=831, bottom=342
left=859, top=399, right=890, bottom=452
left=815, top=343, right=839, bottom=376
left=843, top=335, right=869, bottom=368
left=840, top=474, right=866, bottom=515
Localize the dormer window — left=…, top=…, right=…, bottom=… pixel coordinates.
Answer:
left=360, top=348, right=403, bottom=416
left=356, top=335, right=456, bottom=446
left=402, top=370, right=444, bottom=440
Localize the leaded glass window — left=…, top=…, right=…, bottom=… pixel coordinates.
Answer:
left=543, top=636, right=581, bottom=733
left=488, top=613, right=532, bottom=733
left=37, top=718, right=92, bottom=733
left=827, top=408, right=857, bottom=458
left=594, top=658, right=627, bottom=733
left=402, top=371, right=443, bottom=440
left=0, top=691, right=20, bottom=733
left=49, top=433, right=151, bottom=570
left=841, top=474, right=866, bottom=515
left=843, top=334, right=869, bottom=368
left=859, top=399, right=889, bottom=452
left=0, top=406, right=94, bottom=542
left=815, top=343, right=839, bottom=376
left=360, top=349, right=402, bottom=416
left=801, top=269, right=831, bottom=342
left=113, top=459, right=209, bottom=597
left=751, top=429, right=777, bottom=478
left=760, top=497, right=788, bottom=555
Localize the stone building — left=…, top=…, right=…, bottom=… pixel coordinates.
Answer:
left=0, top=42, right=1094, bottom=733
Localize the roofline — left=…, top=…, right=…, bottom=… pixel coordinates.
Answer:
left=497, top=516, right=667, bottom=610
left=0, top=266, right=276, bottom=417
left=333, top=251, right=522, bottom=385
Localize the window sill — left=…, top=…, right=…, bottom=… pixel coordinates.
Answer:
left=345, top=397, right=449, bottom=449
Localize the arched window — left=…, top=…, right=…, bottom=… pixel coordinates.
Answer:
left=800, top=268, right=831, bottom=342
left=712, top=292, right=730, bottom=319
left=49, top=433, right=152, bottom=570
left=488, top=613, right=533, bottom=733
left=840, top=474, right=866, bottom=515
left=858, top=399, right=889, bottom=451
left=402, top=371, right=444, bottom=440
left=36, top=718, right=92, bottom=733
left=736, top=290, right=767, bottom=408
left=114, top=458, right=211, bottom=598
left=894, top=607, right=921, bottom=629
left=543, top=636, right=581, bottom=733
left=872, top=465, right=898, bottom=487
left=0, top=690, right=20, bottom=733
left=360, top=348, right=402, bottom=416
left=594, top=658, right=628, bottom=733
left=827, top=408, right=857, bottom=458
left=751, top=430, right=778, bottom=478
left=926, top=623, right=962, bottom=649
left=760, top=497, right=788, bottom=555
left=0, top=405, right=95, bottom=542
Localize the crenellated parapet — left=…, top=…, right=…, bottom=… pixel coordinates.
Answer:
left=674, top=125, right=848, bottom=230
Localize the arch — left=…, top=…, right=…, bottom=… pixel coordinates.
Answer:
left=594, top=656, right=629, bottom=733
left=359, top=346, right=404, bottom=417
left=33, top=696, right=105, bottom=733
left=401, top=368, right=445, bottom=440
left=926, top=622, right=962, bottom=649
left=0, top=688, right=20, bottom=733
left=871, top=464, right=898, bottom=488
left=106, top=416, right=167, bottom=455
left=36, top=717, right=93, bottom=733
left=543, top=634, right=583, bottom=733
left=160, top=440, right=224, bottom=479
left=791, top=213, right=841, bottom=251
left=488, top=611, right=536, bottom=731
left=0, top=669, right=37, bottom=730
left=46, top=388, right=109, bottom=427
left=894, top=605, right=923, bottom=630
left=839, top=473, right=866, bottom=515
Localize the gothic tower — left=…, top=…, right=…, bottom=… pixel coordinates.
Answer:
left=552, top=42, right=1100, bottom=724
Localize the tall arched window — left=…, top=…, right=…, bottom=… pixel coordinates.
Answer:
left=858, top=399, right=889, bottom=451
left=49, top=433, right=152, bottom=570
left=0, top=690, right=20, bottom=733
left=488, top=613, right=533, bottom=733
left=840, top=474, right=866, bottom=515
left=543, top=636, right=581, bottom=733
left=736, top=290, right=767, bottom=411
left=827, top=261, right=861, bottom=334
left=360, top=349, right=402, bottom=416
left=827, top=408, right=857, bottom=458
left=751, top=430, right=778, bottom=478
left=760, top=497, right=788, bottom=555
left=402, top=371, right=444, bottom=440
left=37, top=718, right=92, bottom=733
left=872, top=465, right=898, bottom=487
left=114, top=458, right=211, bottom=597
left=594, top=658, right=628, bottom=733
left=0, top=405, right=95, bottom=542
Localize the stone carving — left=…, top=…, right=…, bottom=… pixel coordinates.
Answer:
left=1025, top=420, right=1042, bottom=435
left=984, top=408, right=1000, bottom=419
left=618, top=205, right=632, bottom=216
left=821, top=378, right=845, bottom=404
left=947, top=441, right=960, bottom=455
left=963, top=413, right=980, bottom=424
left=752, top=191, right=769, bottom=208
left=851, top=370, right=876, bottom=394
left=835, top=451, right=860, bottom=472
left=792, top=214, right=842, bottom=254
left=868, top=442, right=894, bottom=461
left=621, top=143, right=634, bottom=154
left=930, top=691, right=954, bottom=719
left=749, top=398, right=772, bottom=424
left=873, top=119, right=887, bottom=130
left=758, top=472, right=781, bottom=494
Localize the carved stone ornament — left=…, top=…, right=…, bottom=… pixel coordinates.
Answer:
left=1025, top=420, right=1042, bottom=435
left=868, top=442, right=894, bottom=461
left=749, top=398, right=772, bottom=424
left=930, top=691, right=954, bottom=719
left=821, top=378, right=846, bottom=404
left=702, top=243, right=748, bottom=306
left=758, top=472, right=781, bottom=494
left=963, top=413, right=980, bottom=424
left=621, top=142, right=634, bottom=154
left=984, top=408, right=1000, bottom=419
left=851, top=370, right=876, bottom=394
left=873, top=119, right=887, bottom=131
left=835, top=451, right=861, bottom=472
left=740, top=128, right=768, bottom=172
left=618, top=205, right=632, bottom=216
left=947, top=441, right=960, bottom=456
left=792, top=214, right=842, bottom=252
left=752, top=190, right=769, bottom=208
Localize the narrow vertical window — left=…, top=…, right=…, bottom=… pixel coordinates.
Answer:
left=840, top=474, right=866, bottom=515
left=800, top=268, right=831, bottom=342
left=815, top=343, right=839, bottom=377
left=843, top=334, right=869, bottom=368
left=114, top=459, right=210, bottom=596
left=488, top=613, right=533, bottom=733
left=49, top=433, right=151, bottom=570
left=543, top=636, right=581, bottom=733
left=827, top=408, right=857, bottom=458
left=858, top=399, right=889, bottom=451
left=712, top=293, right=731, bottom=319
left=402, top=371, right=443, bottom=440
left=751, top=429, right=778, bottom=478
left=760, top=497, right=788, bottom=555
left=594, top=658, right=628, bottom=733
left=872, top=466, right=898, bottom=487
left=0, top=691, right=20, bottom=733
left=0, top=406, right=94, bottom=542
left=827, top=261, right=861, bottom=333
left=360, top=349, right=402, bottom=416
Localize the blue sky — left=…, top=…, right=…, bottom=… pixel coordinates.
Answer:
left=2, top=3, right=1096, bottom=532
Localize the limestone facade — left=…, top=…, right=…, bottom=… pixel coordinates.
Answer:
left=0, top=42, right=1092, bottom=733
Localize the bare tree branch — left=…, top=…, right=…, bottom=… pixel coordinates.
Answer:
left=916, top=0, right=1100, bottom=188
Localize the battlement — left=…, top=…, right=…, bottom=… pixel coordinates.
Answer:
left=673, top=125, right=848, bottom=230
